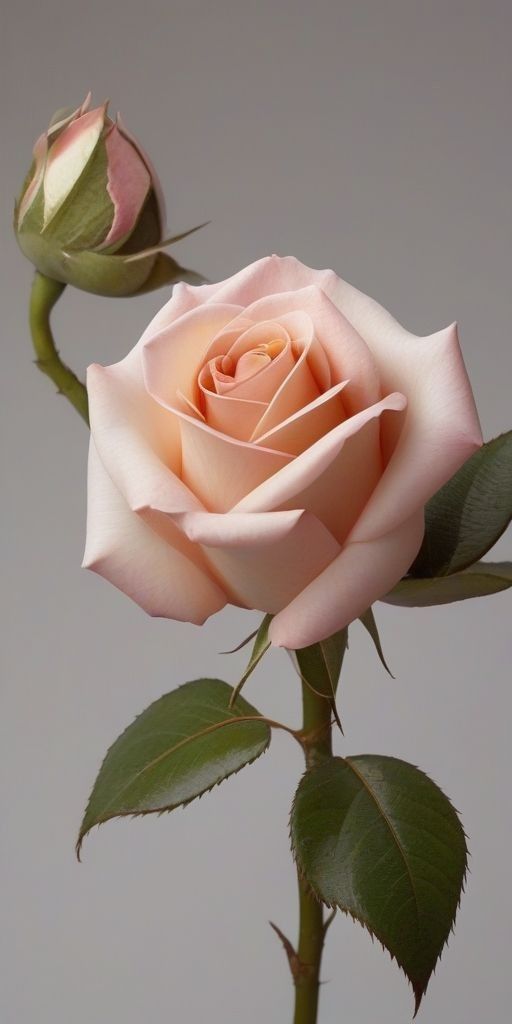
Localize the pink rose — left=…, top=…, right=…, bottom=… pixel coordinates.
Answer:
left=83, top=256, right=481, bottom=649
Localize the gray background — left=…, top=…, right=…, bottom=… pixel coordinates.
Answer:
left=1, top=1, right=511, bottom=1021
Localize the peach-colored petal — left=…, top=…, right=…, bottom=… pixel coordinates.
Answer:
left=142, top=304, right=243, bottom=409
left=235, top=394, right=406, bottom=543
left=43, top=105, right=106, bottom=226
left=210, top=337, right=295, bottom=401
left=179, top=509, right=341, bottom=613
left=322, top=277, right=483, bottom=539
left=177, top=412, right=292, bottom=511
left=100, top=123, right=150, bottom=249
left=254, top=380, right=348, bottom=455
left=221, top=319, right=290, bottom=368
left=270, top=509, right=425, bottom=648
left=199, top=389, right=267, bottom=441
left=137, top=256, right=334, bottom=344
left=204, top=255, right=327, bottom=307
left=83, top=442, right=226, bottom=622
left=202, top=318, right=255, bottom=363
left=87, top=360, right=200, bottom=515
left=173, top=508, right=305, bottom=546
left=239, top=285, right=380, bottom=413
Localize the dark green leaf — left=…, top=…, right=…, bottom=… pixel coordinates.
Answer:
left=295, top=628, right=348, bottom=731
left=291, top=755, right=467, bottom=1015
left=77, top=679, right=270, bottom=856
left=384, top=560, right=512, bottom=607
left=359, top=607, right=394, bottom=677
left=229, top=614, right=272, bottom=706
left=411, top=431, right=512, bottom=577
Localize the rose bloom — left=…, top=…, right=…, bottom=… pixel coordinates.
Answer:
left=83, top=256, right=481, bottom=649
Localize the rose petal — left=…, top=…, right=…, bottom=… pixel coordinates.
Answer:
left=325, top=280, right=483, bottom=539
left=100, top=123, right=151, bottom=249
left=208, top=320, right=294, bottom=399
left=250, top=334, right=324, bottom=438
left=173, top=508, right=305, bottom=546
left=116, top=113, right=167, bottom=232
left=199, top=389, right=267, bottom=441
left=83, top=442, right=226, bottom=622
left=87, top=359, right=200, bottom=515
left=222, top=319, right=290, bottom=367
left=176, top=509, right=341, bottom=613
left=142, top=304, right=243, bottom=409
left=254, top=380, right=348, bottom=455
left=43, top=105, right=106, bottom=227
left=270, top=509, right=425, bottom=648
left=235, top=394, right=406, bottom=544
left=240, top=285, right=380, bottom=413
left=210, top=336, right=295, bottom=401
left=17, top=132, right=48, bottom=226
left=177, top=412, right=292, bottom=511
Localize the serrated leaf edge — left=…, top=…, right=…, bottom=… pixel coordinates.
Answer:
left=289, top=759, right=469, bottom=1017
left=77, top=680, right=271, bottom=858
left=77, top=727, right=270, bottom=859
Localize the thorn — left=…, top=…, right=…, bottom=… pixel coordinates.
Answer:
left=269, top=922, right=310, bottom=983
left=322, top=907, right=337, bottom=938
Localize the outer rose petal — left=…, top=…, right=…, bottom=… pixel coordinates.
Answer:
left=83, top=442, right=227, bottom=622
left=116, top=113, right=167, bottom=233
left=322, top=275, right=483, bottom=539
left=17, top=132, right=47, bottom=226
left=87, top=358, right=200, bottom=515
left=235, top=394, right=406, bottom=544
left=100, top=123, right=151, bottom=249
left=270, top=509, right=425, bottom=649
left=142, top=304, right=243, bottom=409
left=43, top=105, right=106, bottom=226
left=174, top=509, right=341, bottom=613
left=177, top=413, right=292, bottom=511
left=239, top=285, right=381, bottom=413
left=134, top=255, right=332, bottom=337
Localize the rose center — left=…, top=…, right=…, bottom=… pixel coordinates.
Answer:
left=219, top=339, right=286, bottom=385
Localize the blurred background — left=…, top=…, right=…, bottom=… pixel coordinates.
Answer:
left=1, top=1, right=511, bottom=1021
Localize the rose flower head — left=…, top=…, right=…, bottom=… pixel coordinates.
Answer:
left=15, top=94, right=185, bottom=297
left=83, top=256, right=482, bottom=649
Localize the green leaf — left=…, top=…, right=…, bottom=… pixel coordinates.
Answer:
left=359, top=607, right=394, bottom=677
left=229, top=614, right=273, bottom=706
left=411, top=431, right=512, bottom=577
left=384, top=560, right=512, bottom=607
left=291, top=755, right=467, bottom=1015
left=77, top=679, right=270, bottom=856
left=295, top=628, right=348, bottom=731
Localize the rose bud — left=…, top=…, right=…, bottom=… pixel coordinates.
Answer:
left=15, top=94, right=201, bottom=297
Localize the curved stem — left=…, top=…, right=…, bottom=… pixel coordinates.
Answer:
left=29, top=271, right=89, bottom=424
left=293, top=683, right=333, bottom=1024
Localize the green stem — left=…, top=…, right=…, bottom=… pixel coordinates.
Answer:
left=293, top=683, right=333, bottom=1024
left=29, top=271, right=89, bottom=424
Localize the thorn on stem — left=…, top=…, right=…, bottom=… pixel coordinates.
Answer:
left=269, top=921, right=311, bottom=984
